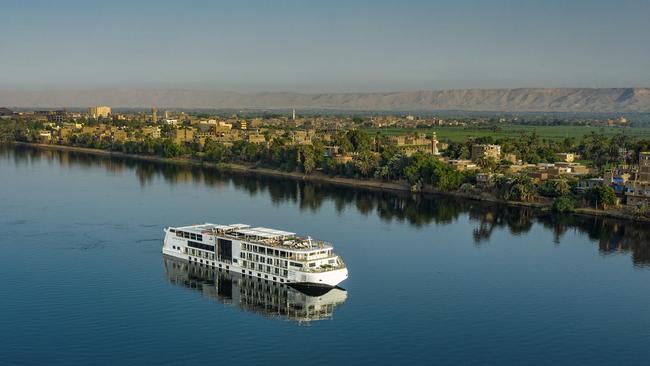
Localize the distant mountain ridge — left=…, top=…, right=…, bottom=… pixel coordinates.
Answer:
left=1, top=88, right=649, bottom=112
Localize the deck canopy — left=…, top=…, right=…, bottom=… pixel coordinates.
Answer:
left=235, top=226, right=296, bottom=239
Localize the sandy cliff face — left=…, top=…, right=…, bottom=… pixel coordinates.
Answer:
left=1, top=88, right=649, bottom=112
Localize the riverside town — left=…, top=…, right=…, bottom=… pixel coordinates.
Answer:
left=2, top=105, right=650, bottom=222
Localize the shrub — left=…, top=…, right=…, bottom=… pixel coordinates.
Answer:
left=552, top=196, right=576, bottom=213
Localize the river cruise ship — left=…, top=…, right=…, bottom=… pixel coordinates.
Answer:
left=162, top=223, right=348, bottom=288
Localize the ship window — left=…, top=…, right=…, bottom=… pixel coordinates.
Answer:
left=259, top=247, right=266, bottom=254
left=309, top=263, right=316, bottom=267
left=233, top=259, right=238, bottom=264
left=176, top=231, right=183, bottom=237
left=289, top=262, right=302, bottom=268
left=197, top=235, right=203, bottom=241
left=190, top=233, right=196, bottom=240
left=183, top=232, right=190, bottom=239
left=169, top=229, right=175, bottom=233
left=188, top=241, right=215, bottom=252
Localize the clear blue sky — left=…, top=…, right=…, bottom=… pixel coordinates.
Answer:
left=1, top=0, right=648, bottom=92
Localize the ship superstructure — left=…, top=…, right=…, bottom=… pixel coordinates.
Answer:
left=162, top=223, right=348, bottom=287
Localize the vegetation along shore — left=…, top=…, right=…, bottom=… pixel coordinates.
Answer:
left=2, top=110, right=650, bottom=223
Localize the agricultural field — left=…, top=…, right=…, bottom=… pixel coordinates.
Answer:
left=363, top=125, right=650, bottom=143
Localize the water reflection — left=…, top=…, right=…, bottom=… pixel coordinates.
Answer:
left=163, top=255, right=347, bottom=323
left=5, top=144, right=650, bottom=267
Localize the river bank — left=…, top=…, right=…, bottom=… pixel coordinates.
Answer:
left=10, top=142, right=649, bottom=223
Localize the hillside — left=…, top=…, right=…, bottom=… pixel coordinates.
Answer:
left=1, top=88, right=649, bottom=112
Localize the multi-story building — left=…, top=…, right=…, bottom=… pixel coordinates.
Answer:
left=385, top=133, right=438, bottom=156
left=639, top=152, right=650, bottom=181
left=88, top=105, right=111, bottom=118
left=471, top=144, right=501, bottom=161
left=625, top=152, right=650, bottom=206
left=234, top=120, right=247, bottom=130
left=172, top=127, right=195, bottom=145
left=140, top=126, right=161, bottom=139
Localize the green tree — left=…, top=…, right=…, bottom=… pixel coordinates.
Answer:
left=584, top=185, right=617, bottom=209
left=552, top=196, right=576, bottom=213
left=299, top=145, right=316, bottom=174
left=496, top=175, right=536, bottom=202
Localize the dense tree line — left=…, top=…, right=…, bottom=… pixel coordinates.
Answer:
left=4, top=121, right=649, bottom=210
left=445, top=130, right=650, bottom=169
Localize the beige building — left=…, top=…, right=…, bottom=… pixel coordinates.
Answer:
left=247, top=133, right=267, bottom=144
left=141, top=126, right=161, bottom=138
left=471, top=144, right=501, bottom=161
left=385, top=133, right=438, bottom=156
left=88, top=105, right=111, bottom=118
left=555, top=153, right=575, bottom=163
left=447, top=159, right=478, bottom=171
left=626, top=152, right=650, bottom=206
left=172, top=128, right=195, bottom=145
left=639, top=152, right=650, bottom=181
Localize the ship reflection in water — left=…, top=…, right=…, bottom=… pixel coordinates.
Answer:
left=163, top=255, right=348, bottom=323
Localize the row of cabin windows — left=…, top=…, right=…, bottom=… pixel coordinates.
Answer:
left=241, top=243, right=288, bottom=258
left=239, top=252, right=288, bottom=268
left=188, top=248, right=215, bottom=260
left=240, top=243, right=331, bottom=260
left=240, top=260, right=289, bottom=276
left=175, top=230, right=203, bottom=242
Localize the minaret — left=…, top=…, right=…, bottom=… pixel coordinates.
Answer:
left=292, top=109, right=296, bottom=121
left=431, top=132, right=440, bottom=155
left=151, top=106, right=158, bottom=122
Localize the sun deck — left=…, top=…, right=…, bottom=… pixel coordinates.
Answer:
left=172, top=223, right=333, bottom=252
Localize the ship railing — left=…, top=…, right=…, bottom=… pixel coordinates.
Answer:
left=300, top=259, right=347, bottom=273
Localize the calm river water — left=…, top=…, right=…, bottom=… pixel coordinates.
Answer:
left=2, top=145, right=650, bottom=365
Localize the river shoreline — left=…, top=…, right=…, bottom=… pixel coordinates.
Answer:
left=10, top=141, right=649, bottom=223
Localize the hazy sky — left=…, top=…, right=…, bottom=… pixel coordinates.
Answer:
left=1, top=0, right=649, bottom=92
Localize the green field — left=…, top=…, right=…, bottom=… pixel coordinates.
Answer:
left=363, top=125, right=650, bottom=143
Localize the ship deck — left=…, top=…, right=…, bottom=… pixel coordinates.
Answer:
left=172, top=223, right=333, bottom=252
